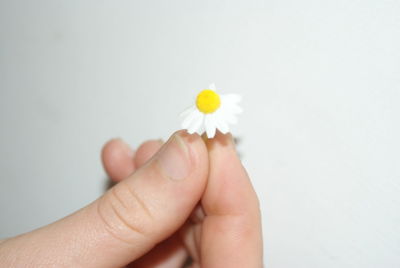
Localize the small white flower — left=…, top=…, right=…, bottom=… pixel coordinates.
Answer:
left=180, top=83, right=242, bottom=138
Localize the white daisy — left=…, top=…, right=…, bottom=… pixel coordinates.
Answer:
left=180, top=83, right=242, bottom=138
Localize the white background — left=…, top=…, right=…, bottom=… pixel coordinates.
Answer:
left=1, top=1, right=399, bottom=267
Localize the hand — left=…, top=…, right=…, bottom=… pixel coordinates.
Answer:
left=0, top=131, right=262, bottom=267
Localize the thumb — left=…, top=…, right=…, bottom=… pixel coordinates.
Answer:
left=0, top=131, right=208, bottom=268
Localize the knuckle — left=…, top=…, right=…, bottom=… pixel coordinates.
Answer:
left=97, top=182, right=154, bottom=244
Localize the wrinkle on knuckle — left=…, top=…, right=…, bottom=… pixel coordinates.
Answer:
left=97, top=183, right=154, bottom=245
left=123, top=182, right=154, bottom=221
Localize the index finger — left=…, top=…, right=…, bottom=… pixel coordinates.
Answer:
left=200, top=132, right=263, bottom=267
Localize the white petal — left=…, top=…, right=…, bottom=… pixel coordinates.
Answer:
left=197, top=123, right=205, bottom=135
left=205, top=114, right=217, bottom=138
left=216, top=121, right=229, bottom=134
left=220, top=94, right=242, bottom=116
left=219, top=103, right=242, bottom=119
left=226, top=104, right=243, bottom=114
left=180, top=106, right=196, bottom=118
left=216, top=103, right=239, bottom=127
left=187, top=113, right=204, bottom=134
left=223, top=111, right=238, bottom=124
left=222, top=94, right=242, bottom=104
left=208, top=83, right=216, bottom=90
left=182, top=109, right=200, bottom=129
left=215, top=112, right=230, bottom=134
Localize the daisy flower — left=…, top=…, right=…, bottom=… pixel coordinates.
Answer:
left=180, top=83, right=242, bottom=138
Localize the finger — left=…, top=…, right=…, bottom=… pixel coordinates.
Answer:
left=190, top=204, right=205, bottom=224
left=107, top=139, right=185, bottom=268
left=0, top=131, right=208, bottom=268
left=201, top=132, right=263, bottom=267
left=128, top=233, right=187, bottom=268
left=134, top=139, right=163, bottom=167
left=177, top=204, right=204, bottom=265
left=102, top=138, right=135, bottom=182
left=129, top=137, right=187, bottom=268
left=102, top=139, right=162, bottom=183
left=180, top=221, right=202, bottom=262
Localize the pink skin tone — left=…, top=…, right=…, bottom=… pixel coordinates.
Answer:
left=0, top=131, right=263, bottom=267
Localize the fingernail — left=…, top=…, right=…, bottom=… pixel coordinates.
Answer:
left=157, top=133, right=191, bottom=180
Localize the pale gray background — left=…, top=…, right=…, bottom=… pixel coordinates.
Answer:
left=1, top=0, right=399, bottom=267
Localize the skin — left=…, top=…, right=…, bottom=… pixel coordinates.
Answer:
left=0, top=130, right=263, bottom=267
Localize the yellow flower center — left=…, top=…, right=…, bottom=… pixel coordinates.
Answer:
left=196, top=89, right=221, bottom=114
